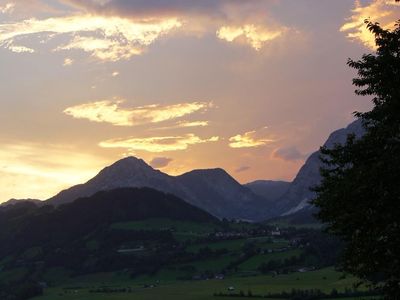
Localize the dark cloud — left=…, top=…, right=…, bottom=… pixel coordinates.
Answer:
left=149, top=157, right=173, bottom=169
left=235, top=165, right=251, bottom=173
left=61, top=0, right=263, bottom=19
left=273, top=146, right=307, bottom=162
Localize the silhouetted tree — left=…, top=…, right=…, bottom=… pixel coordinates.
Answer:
left=313, top=20, right=400, bottom=299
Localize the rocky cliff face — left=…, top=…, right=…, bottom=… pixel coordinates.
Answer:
left=277, top=119, right=365, bottom=215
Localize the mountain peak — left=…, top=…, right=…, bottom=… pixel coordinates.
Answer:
left=98, top=156, right=155, bottom=177
left=91, top=156, right=165, bottom=186
left=109, top=156, right=148, bottom=168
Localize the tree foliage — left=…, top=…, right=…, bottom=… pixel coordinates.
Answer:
left=312, top=19, right=400, bottom=299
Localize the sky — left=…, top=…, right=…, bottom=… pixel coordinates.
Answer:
left=0, top=0, right=399, bottom=202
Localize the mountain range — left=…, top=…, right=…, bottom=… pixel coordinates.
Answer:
left=2, top=119, right=364, bottom=222
left=46, top=158, right=275, bottom=221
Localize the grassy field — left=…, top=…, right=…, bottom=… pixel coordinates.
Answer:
left=239, top=249, right=303, bottom=271
left=0, top=267, right=29, bottom=284
left=32, top=267, right=361, bottom=300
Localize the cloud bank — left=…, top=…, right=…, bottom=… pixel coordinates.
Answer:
left=0, top=0, right=290, bottom=59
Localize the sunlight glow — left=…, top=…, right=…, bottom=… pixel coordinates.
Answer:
left=0, top=143, right=108, bottom=201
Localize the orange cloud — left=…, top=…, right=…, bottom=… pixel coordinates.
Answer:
left=64, top=100, right=212, bottom=126
left=341, top=0, right=400, bottom=49
left=99, top=134, right=219, bottom=153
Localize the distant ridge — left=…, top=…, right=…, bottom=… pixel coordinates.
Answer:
left=0, top=198, right=42, bottom=207
left=245, top=180, right=290, bottom=203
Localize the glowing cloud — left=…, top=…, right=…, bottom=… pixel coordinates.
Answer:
left=0, top=14, right=182, bottom=61
left=229, top=130, right=274, bottom=148
left=176, top=121, right=209, bottom=128
left=99, top=134, right=219, bottom=153
left=217, top=24, right=285, bottom=50
left=63, top=58, right=74, bottom=66
left=341, top=0, right=400, bottom=49
left=64, top=100, right=211, bottom=126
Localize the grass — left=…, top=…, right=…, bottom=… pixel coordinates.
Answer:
left=0, top=267, right=28, bottom=284
left=32, top=267, right=361, bottom=300
left=181, top=254, right=241, bottom=273
left=239, top=249, right=303, bottom=271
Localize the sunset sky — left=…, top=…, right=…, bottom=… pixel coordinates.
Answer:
left=0, top=0, right=399, bottom=202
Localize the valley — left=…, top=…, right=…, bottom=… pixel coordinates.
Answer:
left=0, top=193, right=370, bottom=299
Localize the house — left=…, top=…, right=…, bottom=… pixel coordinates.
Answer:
left=117, top=246, right=145, bottom=253
left=297, top=266, right=315, bottom=273
left=192, top=275, right=202, bottom=280
left=271, top=227, right=281, bottom=236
